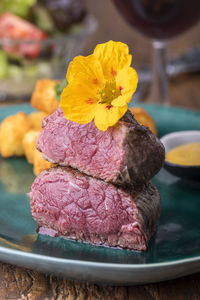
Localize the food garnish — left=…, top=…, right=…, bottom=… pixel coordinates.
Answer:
left=54, top=79, right=67, bottom=101
left=61, top=41, right=138, bottom=131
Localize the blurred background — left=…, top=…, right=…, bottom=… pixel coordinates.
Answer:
left=0, top=0, right=199, bottom=109
left=85, top=0, right=200, bottom=109
left=85, top=0, right=200, bottom=62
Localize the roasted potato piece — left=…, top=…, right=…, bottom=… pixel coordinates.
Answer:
left=33, top=149, right=54, bottom=176
left=28, top=111, right=47, bottom=131
left=0, top=112, right=32, bottom=157
left=31, top=79, right=60, bottom=115
left=130, top=107, right=157, bottom=136
left=22, top=130, right=40, bottom=164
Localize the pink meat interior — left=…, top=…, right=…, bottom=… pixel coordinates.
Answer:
left=30, top=168, right=147, bottom=250
left=37, top=108, right=127, bottom=182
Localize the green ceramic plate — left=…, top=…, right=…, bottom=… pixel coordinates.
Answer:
left=0, top=104, right=200, bottom=285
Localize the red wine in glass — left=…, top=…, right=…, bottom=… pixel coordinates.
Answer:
left=112, top=0, right=200, bottom=103
left=113, top=0, right=200, bottom=39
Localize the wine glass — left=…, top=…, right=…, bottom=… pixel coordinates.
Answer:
left=112, top=0, right=200, bottom=104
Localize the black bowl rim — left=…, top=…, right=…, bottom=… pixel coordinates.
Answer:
left=164, top=161, right=200, bottom=182
left=165, top=160, right=200, bottom=169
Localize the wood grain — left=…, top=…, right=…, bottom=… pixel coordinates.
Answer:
left=0, top=262, right=199, bottom=300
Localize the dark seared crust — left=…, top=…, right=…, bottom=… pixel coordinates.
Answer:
left=108, top=170, right=161, bottom=243
left=131, top=182, right=161, bottom=241
left=116, top=110, right=165, bottom=186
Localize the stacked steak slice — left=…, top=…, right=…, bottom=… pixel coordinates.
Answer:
left=37, top=108, right=164, bottom=187
left=29, top=108, right=165, bottom=251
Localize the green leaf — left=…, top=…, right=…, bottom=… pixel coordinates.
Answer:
left=54, top=79, right=67, bottom=101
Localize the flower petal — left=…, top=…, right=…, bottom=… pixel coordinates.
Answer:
left=61, top=83, right=98, bottom=124
left=112, top=66, right=138, bottom=107
left=67, top=54, right=104, bottom=89
left=94, top=103, right=128, bottom=131
left=111, top=94, right=130, bottom=107
left=93, top=41, right=132, bottom=81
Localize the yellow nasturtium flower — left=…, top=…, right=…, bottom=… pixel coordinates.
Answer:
left=61, top=40, right=138, bottom=131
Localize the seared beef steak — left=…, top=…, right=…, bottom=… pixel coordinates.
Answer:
left=37, top=108, right=165, bottom=186
left=29, top=167, right=161, bottom=251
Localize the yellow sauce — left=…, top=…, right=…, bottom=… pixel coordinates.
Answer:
left=166, top=142, right=200, bottom=166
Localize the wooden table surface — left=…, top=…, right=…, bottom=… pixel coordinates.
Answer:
left=0, top=1, right=200, bottom=298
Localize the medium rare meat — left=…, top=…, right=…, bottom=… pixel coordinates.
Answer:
left=29, top=166, right=161, bottom=251
left=37, top=108, right=165, bottom=187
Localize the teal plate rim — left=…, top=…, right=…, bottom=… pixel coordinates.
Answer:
left=0, top=244, right=200, bottom=267
left=0, top=245, right=199, bottom=285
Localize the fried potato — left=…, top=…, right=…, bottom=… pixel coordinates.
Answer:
left=129, top=107, right=157, bottom=136
left=0, top=112, right=32, bottom=157
left=33, top=149, right=54, bottom=176
left=22, top=130, right=40, bottom=164
left=28, top=111, right=47, bottom=131
left=31, top=79, right=60, bottom=115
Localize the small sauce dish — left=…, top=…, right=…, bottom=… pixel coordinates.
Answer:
left=160, top=131, right=200, bottom=181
